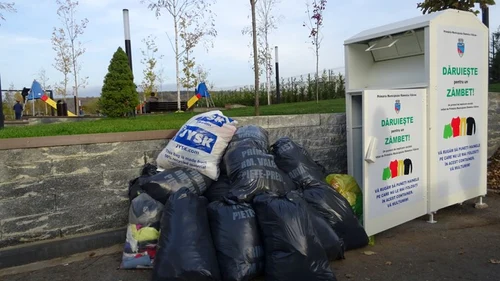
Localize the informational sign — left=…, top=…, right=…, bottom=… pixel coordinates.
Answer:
left=362, top=89, right=427, bottom=236
left=431, top=25, right=487, bottom=210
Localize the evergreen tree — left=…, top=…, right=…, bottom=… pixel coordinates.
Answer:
left=416, top=0, right=495, bottom=15
left=98, top=47, right=138, bottom=117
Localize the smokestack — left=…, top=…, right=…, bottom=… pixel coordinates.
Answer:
left=123, top=9, right=133, bottom=72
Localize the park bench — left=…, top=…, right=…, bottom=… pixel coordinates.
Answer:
left=145, top=101, right=189, bottom=113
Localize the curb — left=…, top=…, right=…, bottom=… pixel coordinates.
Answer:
left=0, top=228, right=125, bottom=270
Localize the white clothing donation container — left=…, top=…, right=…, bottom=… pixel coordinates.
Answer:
left=343, top=9, right=488, bottom=237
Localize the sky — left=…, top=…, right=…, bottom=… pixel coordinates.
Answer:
left=0, top=0, right=498, bottom=97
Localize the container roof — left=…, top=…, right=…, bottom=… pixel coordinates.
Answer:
left=345, top=10, right=449, bottom=45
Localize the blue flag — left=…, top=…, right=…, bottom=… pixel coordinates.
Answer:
left=197, top=82, right=210, bottom=98
left=27, top=80, right=44, bottom=101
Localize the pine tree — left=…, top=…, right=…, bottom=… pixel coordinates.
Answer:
left=98, top=47, right=138, bottom=117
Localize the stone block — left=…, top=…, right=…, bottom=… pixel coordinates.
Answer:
left=267, top=128, right=302, bottom=144
left=234, top=116, right=269, bottom=128
left=0, top=148, right=47, bottom=165
left=109, top=140, right=168, bottom=153
left=319, top=113, right=346, bottom=126
left=145, top=150, right=163, bottom=163
left=59, top=200, right=130, bottom=237
left=267, top=114, right=321, bottom=129
left=104, top=169, right=141, bottom=190
left=0, top=161, right=52, bottom=183
left=53, top=151, right=146, bottom=174
left=296, top=137, right=338, bottom=150
left=0, top=228, right=60, bottom=248
left=81, top=143, right=118, bottom=154
left=0, top=194, right=55, bottom=219
left=1, top=200, right=129, bottom=246
left=40, top=145, right=83, bottom=159
left=0, top=173, right=103, bottom=200
left=308, top=145, right=347, bottom=162
left=55, top=188, right=128, bottom=210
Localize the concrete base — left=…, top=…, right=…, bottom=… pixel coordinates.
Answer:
left=0, top=228, right=125, bottom=270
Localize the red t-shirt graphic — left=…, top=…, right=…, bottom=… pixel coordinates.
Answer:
left=389, top=160, right=399, bottom=178
left=451, top=117, right=461, bottom=137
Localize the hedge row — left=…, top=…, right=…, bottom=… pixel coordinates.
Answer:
left=206, top=69, right=345, bottom=107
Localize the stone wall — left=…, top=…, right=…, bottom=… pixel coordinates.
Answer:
left=1, top=91, right=499, bottom=249
left=0, top=113, right=346, bottom=249
left=488, top=92, right=500, bottom=158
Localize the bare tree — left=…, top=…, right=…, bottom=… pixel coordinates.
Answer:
left=38, top=68, right=51, bottom=115
left=38, top=68, right=51, bottom=91
left=157, top=66, right=166, bottom=101
left=55, top=0, right=89, bottom=111
left=179, top=15, right=201, bottom=100
left=140, top=34, right=164, bottom=102
left=251, top=0, right=260, bottom=116
left=243, top=0, right=280, bottom=105
left=179, top=14, right=216, bottom=100
left=0, top=2, right=15, bottom=24
left=52, top=27, right=72, bottom=101
left=52, top=28, right=72, bottom=101
left=143, top=0, right=217, bottom=112
left=195, top=64, right=209, bottom=84
left=303, top=0, right=327, bottom=103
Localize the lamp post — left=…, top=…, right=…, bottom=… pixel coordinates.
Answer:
left=123, top=9, right=133, bottom=72
left=275, top=46, right=281, bottom=104
left=0, top=74, right=4, bottom=129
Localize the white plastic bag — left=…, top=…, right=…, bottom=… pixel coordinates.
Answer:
left=156, top=110, right=237, bottom=180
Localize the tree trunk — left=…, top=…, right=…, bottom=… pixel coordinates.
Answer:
left=266, top=43, right=271, bottom=105
left=174, top=16, right=181, bottom=111
left=71, top=41, right=79, bottom=113
left=251, top=0, right=260, bottom=116
left=315, top=39, right=319, bottom=103
left=186, top=51, right=190, bottom=101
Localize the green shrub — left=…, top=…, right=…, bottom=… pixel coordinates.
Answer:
left=98, top=47, right=139, bottom=117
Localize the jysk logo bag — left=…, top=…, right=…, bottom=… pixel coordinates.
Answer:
left=174, top=125, right=218, bottom=154
left=195, top=113, right=230, bottom=127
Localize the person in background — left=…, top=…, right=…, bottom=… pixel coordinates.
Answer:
left=13, top=100, right=23, bottom=120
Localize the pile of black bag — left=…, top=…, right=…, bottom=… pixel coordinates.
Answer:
left=126, top=125, right=369, bottom=281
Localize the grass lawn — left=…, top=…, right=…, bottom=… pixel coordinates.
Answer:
left=490, top=83, right=500, bottom=93
left=0, top=99, right=346, bottom=139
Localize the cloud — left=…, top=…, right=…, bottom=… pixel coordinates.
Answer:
left=0, top=34, right=49, bottom=45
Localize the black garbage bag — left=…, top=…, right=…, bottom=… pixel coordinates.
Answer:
left=228, top=125, right=269, bottom=152
left=203, top=174, right=232, bottom=203
left=207, top=199, right=264, bottom=281
left=224, top=140, right=296, bottom=202
left=138, top=167, right=213, bottom=204
left=142, top=163, right=160, bottom=177
left=253, top=191, right=337, bottom=281
left=128, top=163, right=161, bottom=201
left=271, top=137, right=327, bottom=186
left=308, top=206, right=345, bottom=261
left=302, top=180, right=368, bottom=251
left=152, top=188, right=221, bottom=281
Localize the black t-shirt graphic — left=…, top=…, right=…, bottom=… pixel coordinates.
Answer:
left=466, top=117, right=476, bottom=136
left=403, top=159, right=412, bottom=175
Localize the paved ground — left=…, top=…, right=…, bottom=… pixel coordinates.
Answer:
left=3, top=192, right=500, bottom=281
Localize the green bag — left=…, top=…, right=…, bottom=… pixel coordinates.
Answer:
left=325, top=174, right=363, bottom=221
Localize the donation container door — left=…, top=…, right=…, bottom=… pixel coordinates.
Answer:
left=362, top=89, right=428, bottom=236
